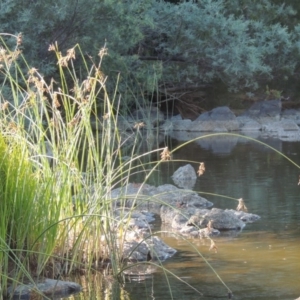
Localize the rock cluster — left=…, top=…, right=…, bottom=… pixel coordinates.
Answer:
left=109, top=180, right=260, bottom=261
left=162, top=100, right=300, bottom=141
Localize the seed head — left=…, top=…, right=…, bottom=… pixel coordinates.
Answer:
left=236, top=198, right=248, bottom=212
left=197, top=162, right=205, bottom=176
left=160, top=147, right=172, bottom=161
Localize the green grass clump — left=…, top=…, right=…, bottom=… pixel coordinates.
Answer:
left=0, top=34, right=139, bottom=294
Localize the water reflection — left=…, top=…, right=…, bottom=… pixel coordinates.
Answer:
left=66, top=135, right=300, bottom=300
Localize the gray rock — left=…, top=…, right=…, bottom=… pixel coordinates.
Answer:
left=111, top=183, right=212, bottom=213
left=189, top=120, right=239, bottom=132
left=229, top=210, right=261, bottom=223
left=171, top=164, right=197, bottom=189
left=281, top=109, right=300, bottom=126
left=123, top=236, right=176, bottom=262
left=196, top=106, right=236, bottom=121
left=7, top=279, right=81, bottom=299
left=188, top=106, right=239, bottom=132
left=261, top=120, right=300, bottom=141
left=242, top=100, right=282, bottom=123
left=201, top=208, right=246, bottom=230
left=155, top=184, right=213, bottom=208
left=237, top=117, right=262, bottom=131
left=262, top=120, right=299, bottom=132
left=172, top=119, right=192, bottom=131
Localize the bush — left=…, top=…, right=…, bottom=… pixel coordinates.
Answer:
left=1, top=0, right=300, bottom=107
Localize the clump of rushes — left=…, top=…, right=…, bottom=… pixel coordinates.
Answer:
left=0, top=33, right=151, bottom=293
left=0, top=33, right=237, bottom=299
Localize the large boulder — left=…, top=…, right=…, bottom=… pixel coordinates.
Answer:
left=189, top=106, right=240, bottom=132
left=241, top=99, right=282, bottom=123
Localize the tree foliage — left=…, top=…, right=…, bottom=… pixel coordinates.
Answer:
left=1, top=0, right=300, bottom=105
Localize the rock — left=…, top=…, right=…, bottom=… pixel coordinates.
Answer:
left=281, top=109, right=300, bottom=125
left=198, top=227, right=220, bottom=238
left=237, top=116, right=262, bottom=131
left=155, top=184, right=213, bottom=209
left=189, top=106, right=239, bottom=132
left=261, top=120, right=300, bottom=141
left=172, top=119, right=193, bottom=131
left=242, top=99, right=282, bottom=123
left=111, top=183, right=213, bottom=213
left=122, top=236, right=176, bottom=262
left=189, top=119, right=239, bottom=132
left=200, top=208, right=246, bottom=230
left=7, top=279, right=81, bottom=299
left=171, top=164, right=197, bottom=189
left=197, top=106, right=236, bottom=121
left=229, top=209, right=261, bottom=223
left=262, top=120, right=299, bottom=132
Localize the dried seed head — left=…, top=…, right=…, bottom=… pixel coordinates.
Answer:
left=133, top=122, right=145, bottom=129
left=8, top=122, right=18, bottom=132
left=236, top=198, right=248, bottom=212
left=53, top=93, right=60, bottom=108
left=68, top=115, right=81, bottom=127
left=28, top=68, right=38, bottom=76
left=66, top=47, right=76, bottom=61
left=197, top=162, right=205, bottom=176
left=207, top=220, right=213, bottom=231
left=160, top=147, right=172, bottom=161
left=98, top=46, right=108, bottom=58
left=48, top=44, right=56, bottom=52
left=95, top=69, right=106, bottom=82
left=103, top=113, right=110, bottom=120
left=209, top=239, right=218, bottom=253
left=17, top=33, right=23, bottom=46
left=1, top=101, right=9, bottom=111
left=50, top=116, right=60, bottom=128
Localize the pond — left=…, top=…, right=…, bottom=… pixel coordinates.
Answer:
left=66, top=133, right=300, bottom=300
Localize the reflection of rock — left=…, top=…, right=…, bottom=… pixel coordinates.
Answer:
left=7, top=279, right=81, bottom=299
left=196, top=135, right=239, bottom=155
left=123, top=263, right=158, bottom=281
left=171, top=164, right=197, bottom=189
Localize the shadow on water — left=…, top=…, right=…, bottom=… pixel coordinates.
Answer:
left=66, top=134, right=300, bottom=300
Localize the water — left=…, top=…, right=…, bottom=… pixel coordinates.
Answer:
left=67, top=134, right=300, bottom=300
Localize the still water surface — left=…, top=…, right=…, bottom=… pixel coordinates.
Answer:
left=68, top=134, right=300, bottom=300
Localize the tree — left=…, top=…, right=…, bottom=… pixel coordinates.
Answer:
left=1, top=0, right=300, bottom=109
